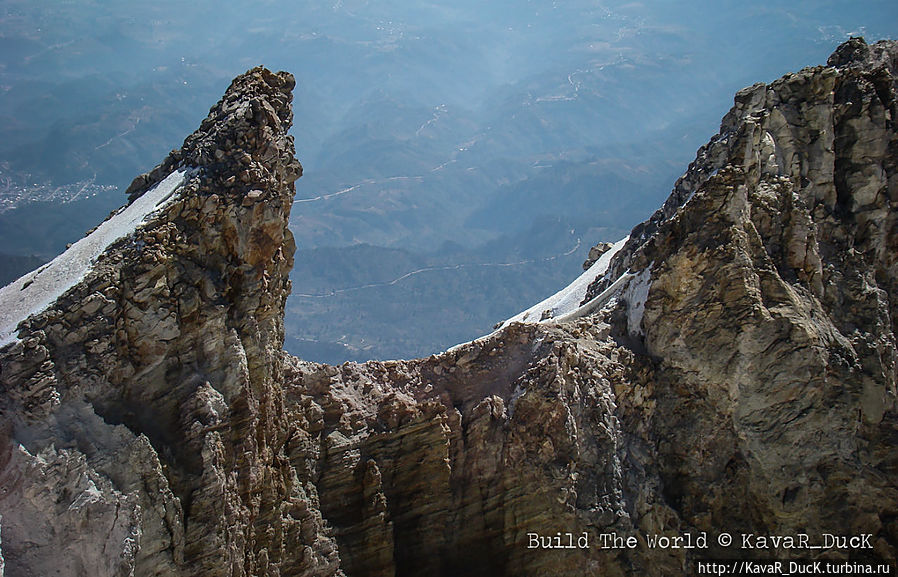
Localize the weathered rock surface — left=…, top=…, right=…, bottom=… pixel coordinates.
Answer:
left=0, top=66, right=316, bottom=577
left=581, top=35, right=898, bottom=565
left=1, top=39, right=896, bottom=577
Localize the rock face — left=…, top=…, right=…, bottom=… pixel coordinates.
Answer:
left=0, top=67, right=316, bottom=577
left=590, top=34, right=898, bottom=564
left=1, top=38, right=897, bottom=576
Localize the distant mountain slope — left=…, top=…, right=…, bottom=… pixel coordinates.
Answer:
left=0, top=252, right=44, bottom=287
left=285, top=217, right=620, bottom=362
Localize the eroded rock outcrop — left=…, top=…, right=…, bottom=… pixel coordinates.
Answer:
left=0, top=67, right=324, bottom=577
left=282, top=320, right=641, bottom=577
left=586, top=35, right=898, bottom=564
left=0, top=39, right=896, bottom=577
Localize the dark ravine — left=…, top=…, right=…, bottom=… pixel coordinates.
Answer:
left=0, top=38, right=896, bottom=576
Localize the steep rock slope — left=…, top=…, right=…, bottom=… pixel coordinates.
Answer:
left=0, top=38, right=896, bottom=577
left=588, top=36, right=898, bottom=554
left=0, top=67, right=324, bottom=576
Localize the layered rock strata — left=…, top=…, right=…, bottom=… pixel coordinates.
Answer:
left=0, top=38, right=896, bottom=577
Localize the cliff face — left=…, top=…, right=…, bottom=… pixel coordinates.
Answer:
left=591, top=35, right=898, bottom=562
left=0, top=67, right=319, bottom=576
left=1, top=38, right=897, bottom=577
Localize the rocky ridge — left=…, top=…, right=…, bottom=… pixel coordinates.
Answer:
left=0, top=38, right=896, bottom=576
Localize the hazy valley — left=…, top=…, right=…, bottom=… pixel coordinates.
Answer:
left=2, top=0, right=896, bottom=361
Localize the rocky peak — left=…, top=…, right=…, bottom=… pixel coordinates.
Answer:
left=826, top=35, right=896, bottom=69
left=587, top=37, right=896, bottom=315
left=573, top=37, right=897, bottom=566
left=0, top=66, right=311, bottom=576
left=126, top=66, right=300, bottom=204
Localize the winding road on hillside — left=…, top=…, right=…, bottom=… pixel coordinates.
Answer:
left=292, top=238, right=581, bottom=298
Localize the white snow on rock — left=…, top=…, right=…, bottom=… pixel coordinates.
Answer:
left=555, top=269, right=633, bottom=324
left=495, top=236, right=629, bottom=330
left=0, top=169, right=189, bottom=347
left=623, top=265, right=652, bottom=337
left=0, top=512, right=4, bottom=577
left=447, top=234, right=658, bottom=356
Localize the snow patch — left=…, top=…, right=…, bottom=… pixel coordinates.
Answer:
left=555, top=270, right=632, bottom=323
left=623, top=265, right=652, bottom=337
left=496, top=236, right=628, bottom=329
left=0, top=169, right=189, bottom=347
